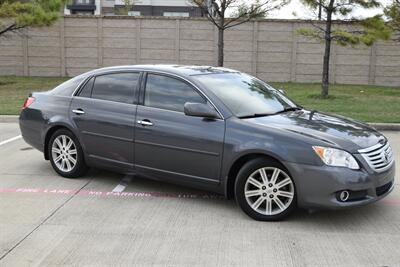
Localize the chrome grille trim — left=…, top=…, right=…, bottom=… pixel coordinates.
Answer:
left=358, top=142, right=395, bottom=172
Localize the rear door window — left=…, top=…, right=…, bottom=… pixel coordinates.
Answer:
left=91, top=72, right=140, bottom=104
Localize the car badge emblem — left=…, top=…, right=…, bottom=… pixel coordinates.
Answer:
left=383, top=151, right=390, bottom=163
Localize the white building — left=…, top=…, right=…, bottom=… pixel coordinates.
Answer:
left=65, top=0, right=203, bottom=17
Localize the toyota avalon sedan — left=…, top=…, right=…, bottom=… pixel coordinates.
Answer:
left=19, top=65, right=395, bottom=221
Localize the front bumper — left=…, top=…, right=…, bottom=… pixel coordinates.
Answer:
left=283, top=160, right=395, bottom=209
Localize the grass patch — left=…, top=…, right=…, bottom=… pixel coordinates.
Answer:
left=0, top=76, right=399, bottom=123
left=271, top=82, right=400, bottom=123
left=0, top=76, right=68, bottom=115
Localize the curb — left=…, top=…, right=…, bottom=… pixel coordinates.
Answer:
left=368, top=123, right=400, bottom=131
left=0, top=115, right=19, bottom=123
left=0, top=115, right=399, bottom=131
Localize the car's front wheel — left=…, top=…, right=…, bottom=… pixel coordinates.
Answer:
left=235, top=158, right=296, bottom=221
left=48, top=129, right=88, bottom=178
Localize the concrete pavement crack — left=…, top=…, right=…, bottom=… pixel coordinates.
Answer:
left=0, top=178, right=93, bottom=262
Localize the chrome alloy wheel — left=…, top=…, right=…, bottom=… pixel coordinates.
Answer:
left=51, top=135, right=77, bottom=173
left=244, top=167, right=294, bottom=216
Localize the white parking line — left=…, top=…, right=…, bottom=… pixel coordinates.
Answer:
left=0, top=135, right=21, bottom=147
left=112, top=175, right=133, bottom=193
left=112, top=184, right=127, bottom=193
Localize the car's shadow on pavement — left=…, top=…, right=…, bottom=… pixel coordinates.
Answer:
left=79, top=168, right=395, bottom=229
left=288, top=202, right=396, bottom=233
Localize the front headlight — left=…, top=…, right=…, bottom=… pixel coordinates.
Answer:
left=313, top=146, right=359, bottom=170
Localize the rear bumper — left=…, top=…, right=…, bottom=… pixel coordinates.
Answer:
left=19, top=110, right=44, bottom=152
left=284, top=160, right=395, bottom=209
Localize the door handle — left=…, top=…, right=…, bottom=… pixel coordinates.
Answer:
left=72, top=109, right=85, bottom=115
left=137, top=120, right=153, bottom=126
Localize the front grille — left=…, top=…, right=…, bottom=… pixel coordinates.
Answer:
left=376, top=181, right=393, bottom=196
left=358, top=142, right=394, bottom=172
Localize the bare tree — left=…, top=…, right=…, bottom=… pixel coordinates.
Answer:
left=191, top=0, right=289, bottom=66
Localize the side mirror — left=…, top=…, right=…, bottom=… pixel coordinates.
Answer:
left=184, top=102, right=219, bottom=119
left=278, top=88, right=286, bottom=95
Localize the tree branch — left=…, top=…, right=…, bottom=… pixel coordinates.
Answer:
left=0, top=23, right=25, bottom=36
left=223, top=1, right=276, bottom=29
left=194, top=2, right=222, bottom=29
left=224, top=17, right=253, bottom=29
left=310, top=20, right=326, bottom=33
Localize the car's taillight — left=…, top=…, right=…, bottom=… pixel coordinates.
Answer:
left=22, top=97, right=35, bottom=109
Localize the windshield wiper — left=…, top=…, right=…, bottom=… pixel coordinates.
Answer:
left=237, top=113, right=273, bottom=119
left=273, top=107, right=302, bottom=115
left=238, top=107, right=302, bottom=119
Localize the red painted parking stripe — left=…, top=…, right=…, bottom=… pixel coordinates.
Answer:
left=0, top=187, right=224, bottom=199
left=382, top=198, right=400, bottom=205
left=0, top=187, right=399, bottom=205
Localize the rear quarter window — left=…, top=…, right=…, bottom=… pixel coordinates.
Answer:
left=50, top=75, right=86, bottom=96
left=91, top=72, right=140, bottom=104
left=77, top=77, right=94, bottom=98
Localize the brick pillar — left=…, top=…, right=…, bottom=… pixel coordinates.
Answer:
left=175, top=19, right=180, bottom=64
left=135, top=19, right=141, bottom=64
left=290, top=22, right=298, bottom=82
left=22, top=33, right=29, bottom=76
left=60, top=17, right=66, bottom=76
left=97, top=17, right=103, bottom=68
left=368, top=43, right=377, bottom=85
left=252, top=21, right=258, bottom=76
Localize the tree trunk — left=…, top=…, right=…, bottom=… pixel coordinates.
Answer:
left=217, top=27, right=224, bottom=67
left=321, top=1, right=334, bottom=98
left=318, top=0, right=322, bottom=20
left=322, top=36, right=331, bottom=98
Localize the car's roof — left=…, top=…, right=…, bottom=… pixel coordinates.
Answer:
left=88, top=64, right=239, bottom=77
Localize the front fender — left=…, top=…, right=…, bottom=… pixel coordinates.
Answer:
left=220, top=118, right=324, bottom=196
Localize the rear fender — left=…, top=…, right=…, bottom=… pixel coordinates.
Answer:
left=43, top=118, right=85, bottom=160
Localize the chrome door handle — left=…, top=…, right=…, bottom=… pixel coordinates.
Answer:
left=72, top=109, right=85, bottom=115
left=137, top=120, right=153, bottom=126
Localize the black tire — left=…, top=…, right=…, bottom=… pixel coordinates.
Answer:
left=48, top=128, right=88, bottom=178
left=234, top=158, right=296, bottom=221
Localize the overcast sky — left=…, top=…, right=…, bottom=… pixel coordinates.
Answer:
left=268, top=0, right=391, bottom=19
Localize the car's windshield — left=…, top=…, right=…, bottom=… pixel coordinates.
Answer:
left=193, top=72, right=298, bottom=118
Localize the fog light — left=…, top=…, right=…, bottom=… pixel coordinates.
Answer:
left=339, top=190, right=350, bottom=202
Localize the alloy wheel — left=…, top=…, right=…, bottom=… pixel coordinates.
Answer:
left=244, top=167, right=294, bottom=216
left=51, top=135, right=77, bottom=173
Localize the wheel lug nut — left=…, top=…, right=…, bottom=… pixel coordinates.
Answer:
left=273, top=189, right=277, bottom=193
left=268, top=183, right=273, bottom=187
left=269, top=195, right=274, bottom=198
left=262, top=193, right=267, bottom=197
left=262, top=186, right=266, bottom=190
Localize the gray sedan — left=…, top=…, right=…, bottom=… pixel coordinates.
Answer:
left=19, top=65, right=395, bottom=220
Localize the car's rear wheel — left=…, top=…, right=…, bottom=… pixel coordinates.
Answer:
left=235, top=158, right=296, bottom=221
left=48, top=129, right=88, bottom=178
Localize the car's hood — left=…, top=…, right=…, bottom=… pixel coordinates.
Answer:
left=244, top=109, right=385, bottom=153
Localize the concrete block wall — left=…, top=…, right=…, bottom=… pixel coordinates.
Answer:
left=0, top=16, right=399, bottom=87
left=0, top=34, right=24, bottom=75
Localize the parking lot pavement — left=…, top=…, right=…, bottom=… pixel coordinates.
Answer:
left=0, top=123, right=21, bottom=144
left=0, top=123, right=399, bottom=267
